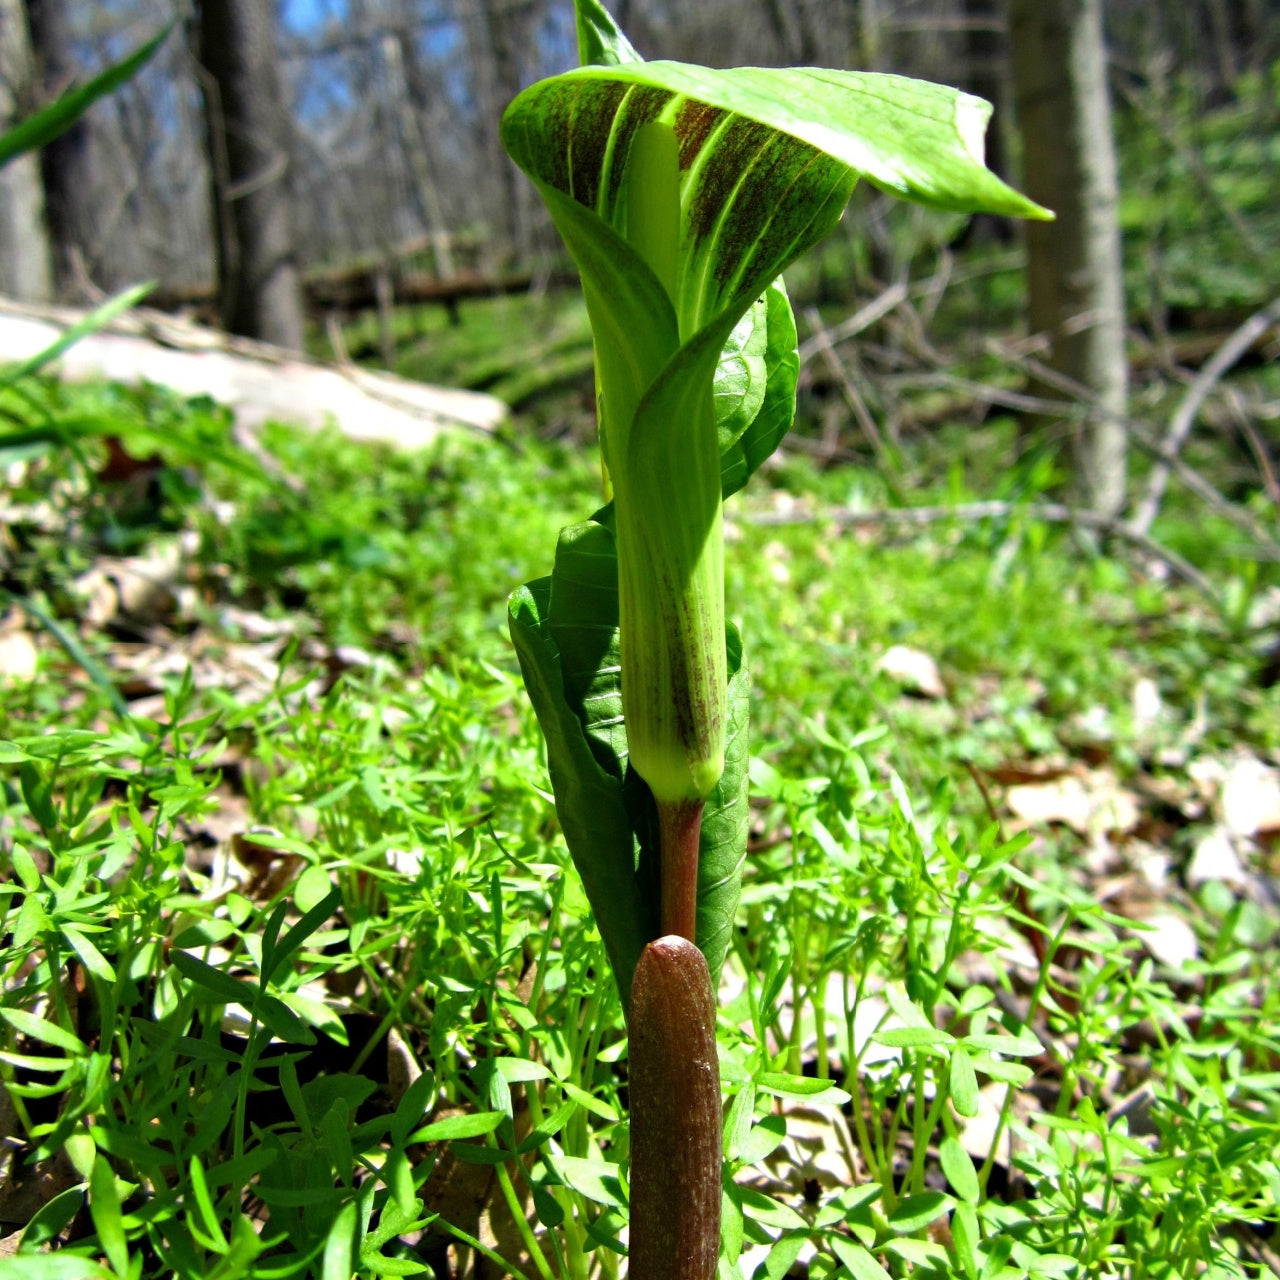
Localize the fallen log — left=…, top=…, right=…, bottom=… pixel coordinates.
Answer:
left=0, top=295, right=508, bottom=449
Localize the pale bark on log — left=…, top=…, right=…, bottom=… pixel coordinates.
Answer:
left=0, top=294, right=507, bottom=445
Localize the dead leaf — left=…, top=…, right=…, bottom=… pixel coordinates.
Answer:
left=0, top=629, right=37, bottom=683
left=1132, top=910, right=1199, bottom=970
left=877, top=644, right=945, bottom=698
left=1186, top=827, right=1248, bottom=888
left=1220, top=756, right=1280, bottom=837
left=1006, top=768, right=1140, bottom=836
left=1132, top=677, right=1164, bottom=737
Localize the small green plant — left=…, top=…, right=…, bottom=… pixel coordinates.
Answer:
left=502, top=1, right=1046, bottom=1273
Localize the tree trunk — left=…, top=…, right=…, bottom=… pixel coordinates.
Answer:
left=191, top=0, right=304, bottom=350
left=0, top=0, right=52, bottom=301
left=956, top=0, right=1014, bottom=247
left=476, top=0, right=535, bottom=260
left=1009, top=0, right=1128, bottom=518
left=25, top=0, right=94, bottom=298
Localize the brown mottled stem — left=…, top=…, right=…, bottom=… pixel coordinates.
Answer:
left=657, top=796, right=704, bottom=942
left=629, top=936, right=722, bottom=1280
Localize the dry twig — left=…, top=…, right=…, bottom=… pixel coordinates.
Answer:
left=1130, top=295, right=1280, bottom=536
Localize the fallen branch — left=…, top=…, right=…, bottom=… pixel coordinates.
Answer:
left=796, top=282, right=908, bottom=367
left=982, top=335, right=1280, bottom=556
left=747, top=499, right=1220, bottom=603
left=1130, top=295, right=1280, bottom=536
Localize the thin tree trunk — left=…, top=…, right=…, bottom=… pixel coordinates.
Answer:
left=1009, top=0, right=1128, bottom=518
left=0, top=0, right=52, bottom=300
left=383, top=25, right=454, bottom=280
left=957, top=0, right=1013, bottom=246
left=25, top=0, right=92, bottom=298
left=191, top=0, right=305, bottom=350
left=477, top=0, right=534, bottom=259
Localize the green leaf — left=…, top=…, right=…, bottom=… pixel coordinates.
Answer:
left=0, top=1008, right=87, bottom=1055
left=874, top=1025, right=954, bottom=1049
left=170, top=951, right=254, bottom=1005
left=88, top=1155, right=129, bottom=1279
left=548, top=1154, right=628, bottom=1209
left=951, top=1201, right=981, bottom=1279
left=60, top=926, right=115, bottom=983
left=321, top=1201, right=359, bottom=1280
left=0, top=28, right=170, bottom=169
left=261, top=882, right=341, bottom=985
left=510, top=514, right=750, bottom=1007
left=0, top=283, right=154, bottom=391
left=829, top=1238, right=893, bottom=1280
left=939, top=1135, right=980, bottom=1203
left=414, top=1111, right=507, bottom=1142
left=510, top=569, right=654, bottom=1010
left=574, top=0, right=642, bottom=66
left=755, top=1072, right=851, bottom=1107
left=719, top=278, right=798, bottom=499
left=504, top=61, right=1047, bottom=241
left=759, top=1234, right=806, bottom=1280
left=17, top=1185, right=89, bottom=1253
left=949, top=1045, right=979, bottom=1118
left=0, top=1260, right=112, bottom=1280
left=713, top=295, right=769, bottom=457
left=737, top=1113, right=786, bottom=1166
left=888, top=1191, right=954, bottom=1233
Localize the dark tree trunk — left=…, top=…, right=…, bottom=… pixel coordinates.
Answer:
left=477, top=0, right=535, bottom=259
left=1010, top=0, right=1128, bottom=518
left=25, top=0, right=94, bottom=297
left=191, top=0, right=305, bottom=350
left=955, top=0, right=1014, bottom=247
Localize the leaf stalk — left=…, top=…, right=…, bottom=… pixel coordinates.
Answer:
left=657, top=796, right=704, bottom=943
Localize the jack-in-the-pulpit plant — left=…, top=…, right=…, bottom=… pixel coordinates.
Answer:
left=504, top=2, right=1047, bottom=1275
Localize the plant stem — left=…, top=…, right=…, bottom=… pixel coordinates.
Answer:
left=657, top=796, right=704, bottom=942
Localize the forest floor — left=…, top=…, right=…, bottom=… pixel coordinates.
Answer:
left=1, top=271, right=1279, bottom=1278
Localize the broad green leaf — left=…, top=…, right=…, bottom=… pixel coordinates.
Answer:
left=510, top=571, right=655, bottom=1009
left=511, top=514, right=749, bottom=1005
left=713, top=295, right=769, bottom=458
left=719, top=278, right=799, bottom=499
